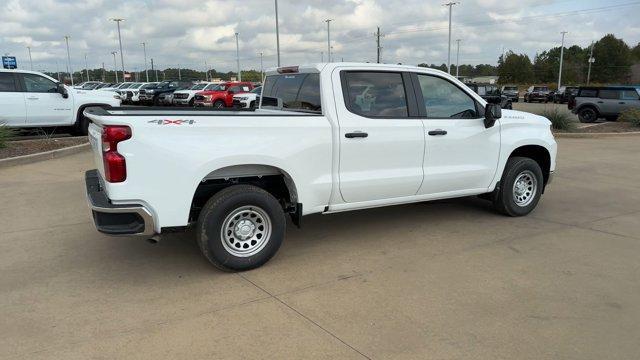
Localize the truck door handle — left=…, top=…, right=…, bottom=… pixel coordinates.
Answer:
left=26, top=96, right=39, bottom=100
left=428, top=129, right=447, bottom=136
left=345, top=132, right=368, bottom=138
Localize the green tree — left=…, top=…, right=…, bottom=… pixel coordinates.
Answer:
left=590, top=34, right=632, bottom=83
left=631, top=42, right=640, bottom=62
left=498, top=52, right=534, bottom=84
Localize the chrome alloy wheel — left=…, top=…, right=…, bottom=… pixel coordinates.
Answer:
left=512, top=170, right=537, bottom=207
left=221, top=206, right=272, bottom=257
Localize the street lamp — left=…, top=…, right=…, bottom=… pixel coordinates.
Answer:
left=111, top=51, right=119, bottom=83
left=443, top=2, right=459, bottom=74
left=27, top=46, right=33, bottom=70
left=455, top=39, right=461, bottom=78
left=141, top=42, right=149, bottom=82
left=84, top=53, right=89, bottom=82
left=325, top=19, right=333, bottom=62
left=235, top=32, right=241, bottom=81
left=258, top=52, right=264, bottom=81
left=64, top=35, right=74, bottom=85
left=558, top=31, right=568, bottom=90
left=110, top=18, right=126, bottom=82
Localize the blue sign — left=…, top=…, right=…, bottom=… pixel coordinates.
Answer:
left=2, top=56, right=17, bottom=69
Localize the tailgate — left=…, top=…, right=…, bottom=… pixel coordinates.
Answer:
left=87, top=122, right=105, bottom=179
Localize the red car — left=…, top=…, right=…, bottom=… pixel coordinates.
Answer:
left=193, top=81, right=254, bottom=108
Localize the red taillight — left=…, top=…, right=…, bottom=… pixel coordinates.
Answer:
left=102, top=125, right=131, bottom=183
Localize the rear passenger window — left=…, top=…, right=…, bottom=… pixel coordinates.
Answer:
left=621, top=90, right=639, bottom=100
left=343, top=72, right=408, bottom=117
left=579, top=89, right=598, bottom=97
left=262, top=73, right=321, bottom=113
left=416, top=74, right=478, bottom=119
left=599, top=90, right=620, bottom=99
left=0, top=73, right=18, bottom=92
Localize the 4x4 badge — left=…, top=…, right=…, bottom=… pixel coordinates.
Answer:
left=148, top=119, right=196, bottom=125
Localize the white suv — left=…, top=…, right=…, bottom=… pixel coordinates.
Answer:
left=0, top=69, right=121, bottom=134
left=172, top=82, right=220, bottom=106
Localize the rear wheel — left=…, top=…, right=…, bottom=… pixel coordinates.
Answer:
left=493, top=157, right=544, bottom=217
left=578, top=107, right=598, bottom=123
left=196, top=185, right=286, bottom=271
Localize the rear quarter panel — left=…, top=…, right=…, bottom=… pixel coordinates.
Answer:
left=86, top=113, right=333, bottom=230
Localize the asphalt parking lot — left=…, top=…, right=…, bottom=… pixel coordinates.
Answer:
left=513, top=100, right=579, bottom=121
left=2, top=137, right=640, bottom=359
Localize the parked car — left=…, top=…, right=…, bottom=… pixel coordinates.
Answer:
left=569, top=86, right=640, bottom=123
left=83, top=63, right=557, bottom=271
left=74, top=81, right=103, bottom=90
left=552, top=86, right=579, bottom=104
left=466, top=83, right=512, bottom=109
left=0, top=69, right=120, bottom=134
left=126, top=82, right=157, bottom=104
left=193, top=81, right=254, bottom=108
left=500, top=85, right=519, bottom=102
left=523, top=86, right=551, bottom=103
left=172, top=82, right=220, bottom=106
left=138, top=80, right=194, bottom=105
left=232, top=86, right=262, bottom=108
left=99, top=83, right=128, bottom=92
left=117, top=83, right=148, bottom=104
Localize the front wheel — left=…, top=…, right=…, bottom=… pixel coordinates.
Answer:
left=213, top=100, right=225, bottom=109
left=196, top=185, right=286, bottom=271
left=493, top=157, right=544, bottom=217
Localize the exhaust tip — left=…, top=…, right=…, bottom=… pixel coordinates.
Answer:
left=146, top=235, right=161, bottom=244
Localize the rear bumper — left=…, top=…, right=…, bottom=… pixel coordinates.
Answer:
left=85, top=170, right=156, bottom=236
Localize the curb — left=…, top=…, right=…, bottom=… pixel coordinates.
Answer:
left=0, top=143, right=90, bottom=169
left=554, top=131, right=640, bottom=138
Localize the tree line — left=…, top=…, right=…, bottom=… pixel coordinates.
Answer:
left=419, top=34, right=639, bottom=85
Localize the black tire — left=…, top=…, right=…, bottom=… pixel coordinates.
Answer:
left=196, top=185, right=286, bottom=271
left=493, top=157, right=544, bottom=217
left=188, top=98, right=195, bottom=106
left=213, top=100, right=225, bottom=109
left=249, top=101, right=255, bottom=109
left=153, top=96, right=160, bottom=106
left=504, top=101, right=513, bottom=110
left=578, top=107, right=598, bottom=123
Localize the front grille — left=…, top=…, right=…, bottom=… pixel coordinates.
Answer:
left=173, top=93, right=189, bottom=99
left=139, top=90, right=146, bottom=95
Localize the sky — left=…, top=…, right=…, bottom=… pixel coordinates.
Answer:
left=1, top=0, right=639, bottom=75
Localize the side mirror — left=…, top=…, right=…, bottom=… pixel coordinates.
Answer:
left=57, top=83, right=68, bottom=98
left=484, top=103, right=501, bottom=128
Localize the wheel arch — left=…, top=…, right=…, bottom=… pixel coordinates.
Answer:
left=508, top=145, right=551, bottom=186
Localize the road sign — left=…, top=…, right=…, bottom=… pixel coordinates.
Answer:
left=2, top=56, right=17, bottom=69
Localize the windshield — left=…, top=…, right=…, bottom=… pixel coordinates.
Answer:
left=250, top=86, right=262, bottom=94
left=190, top=83, right=208, bottom=90
left=208, top=84, right=227, bottom=91
left=503, top=86, right=517, bottom=91
left=261, top=73, right=321, bottom=113
left=533, top=87, right=549, bottom=91
left=156, top=81, right=171, bottom=88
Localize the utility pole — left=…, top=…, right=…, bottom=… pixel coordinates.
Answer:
left=55, top=61, right=61, bottom=81
left=178, top=65, right=181, bottom=80
left=443, top=2, right=458, bottom=74
left=587, top=41, right=595, bottom=85
left=325, top=19, right=333, bottom=62
left=259, top=52, right=264, bottom=80
left=375, top=26, right=382, bottom=63
left=558, top=31, right=568, bottom=90
left=141, top=42, right=149, bottom=82
left=27, top=46, right=33, bottom=70
left=455, top=39, right=461, bottom=78
left=64, top=35, right=74, bottom=85
left=321, top=51, right=324, bottom=62
left=102, top=62, right=105, bottom=82
left=111, top=51, right=118, bottom=83
left=84, top=53, right=89, bottom=82
left=235, top=32, right=241, bottom=81
left=274, top=0, right=281, bottom=66
left=111, top=18, right=126, bottom=82
left=151, top=58, right=158, bottom=82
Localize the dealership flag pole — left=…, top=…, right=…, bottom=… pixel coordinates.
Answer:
left=64, top=35, right=74, bottom=85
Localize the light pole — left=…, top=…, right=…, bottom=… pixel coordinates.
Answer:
left=84, top=53, right=89, bottom=82
left=443, top=2, right=458, bottom=74
left=111, top=51, right=119, bottom=83
left=587, top=41, right=595, bottom=85
left=235, top=32, right=241, bottom=81
left=64, top=35, right=74, bottom=85
left=141, top=42, right=149, bottom=82
left=321, top=51, right=324, bottom=62
left=27, top=46, right=33, bottom=70
left=558, top=31, right=567, bottom=90
left=259, top=52, right=264, bottom=80
left=111, top=18, right=126, bottom=82
left=325, top=19, right=333, bottom=62
left=274, top=0, right=281, bottom=66
left=455, top=39, right=461, bottom=78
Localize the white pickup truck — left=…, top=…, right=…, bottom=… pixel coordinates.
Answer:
left=84, top=63, right=557, bottom=271
left=0, top=69, right=121, bottom=134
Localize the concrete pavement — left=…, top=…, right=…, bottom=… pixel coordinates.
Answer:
left=1, top=137, right=639, bottom=359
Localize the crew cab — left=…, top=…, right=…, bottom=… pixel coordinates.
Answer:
left=0, top=69, right=121, bottom=134
left=193, top=81, right=254, bottom=108
left=83, top=63, right=557, bottom=271
left=172, top=82, right=220, bottom=106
